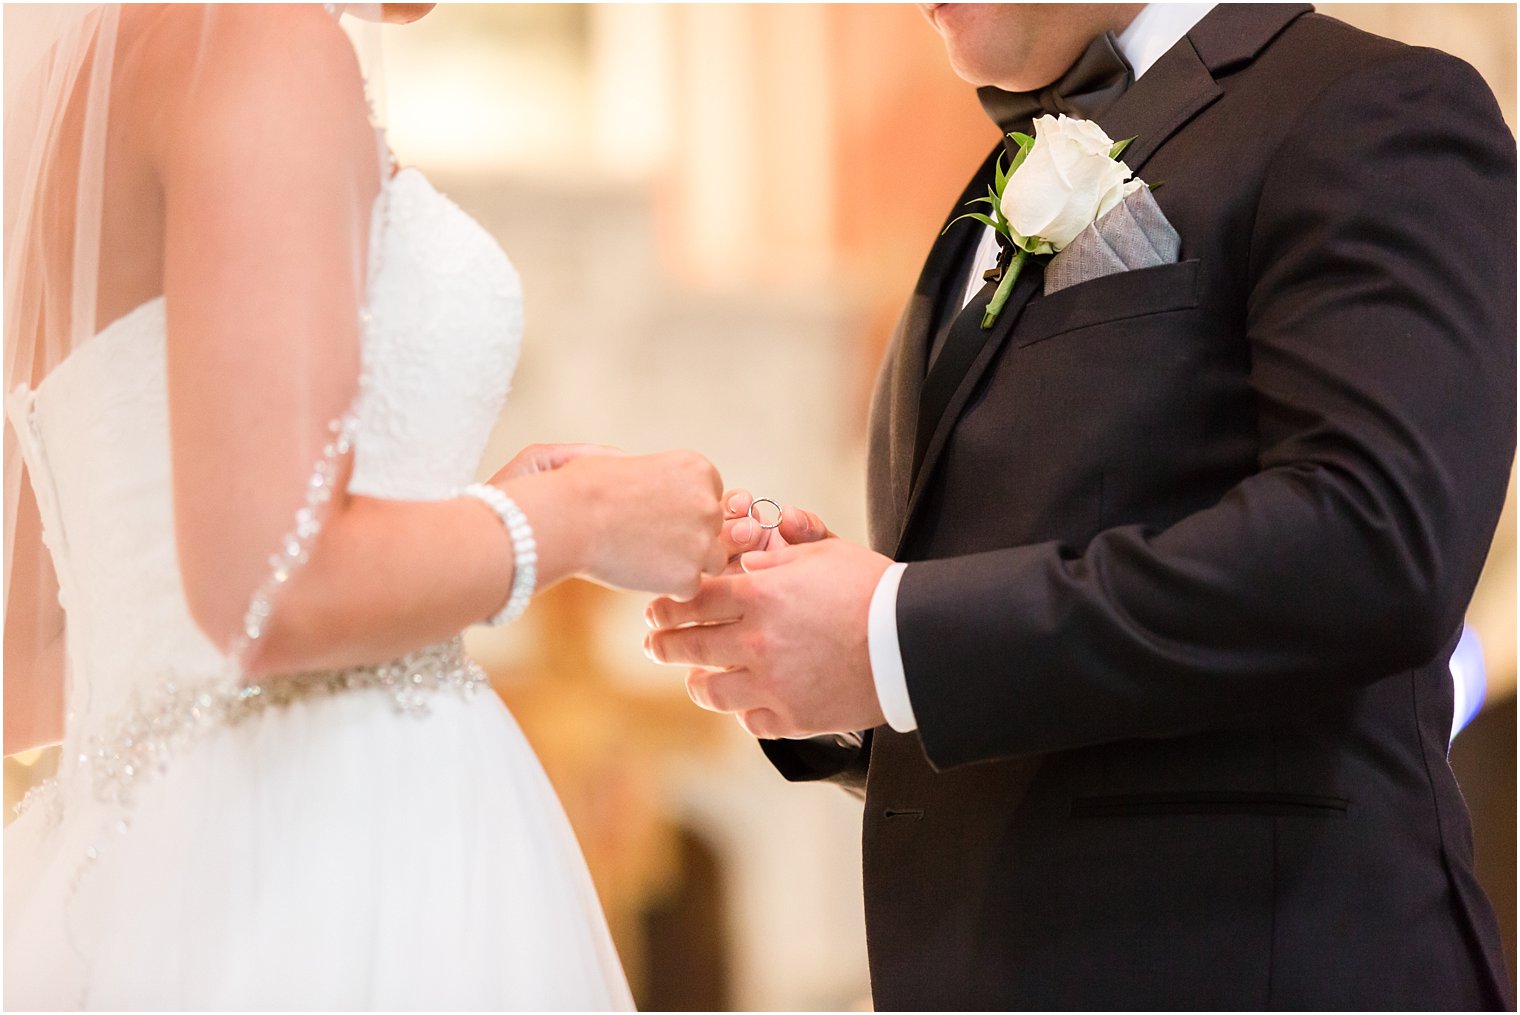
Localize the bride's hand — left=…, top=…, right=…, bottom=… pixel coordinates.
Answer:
left=558, top=450, right=728, bottom=598
left=493, top=442, right=624, bottom=480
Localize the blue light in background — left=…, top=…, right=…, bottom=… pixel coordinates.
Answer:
left=1449, top=623, right=1486, bottom=743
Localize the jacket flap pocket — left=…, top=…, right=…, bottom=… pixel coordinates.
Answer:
left=1070, top=790, right=1349, bottom=818
left=1016, top=258, right=1202, bottom=350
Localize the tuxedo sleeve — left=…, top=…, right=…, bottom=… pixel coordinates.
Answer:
left=759, top=731, right=872, bottom=799
left=898, top=49, right=1518, bottom=770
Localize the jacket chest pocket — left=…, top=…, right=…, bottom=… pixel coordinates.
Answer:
left=1014, top=258, right=1202, bottom=350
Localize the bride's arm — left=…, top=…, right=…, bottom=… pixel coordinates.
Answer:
left=155, top=9, right=722, bottom=678
left=156, top=8, right=503, bottom=676
left=245, top=474, right=590, bottom=677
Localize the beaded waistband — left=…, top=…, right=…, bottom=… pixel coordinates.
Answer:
left=24, top=638, right=487, bottom=817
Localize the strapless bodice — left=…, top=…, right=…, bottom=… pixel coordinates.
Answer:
left=6, top=168, right=523, bottom=761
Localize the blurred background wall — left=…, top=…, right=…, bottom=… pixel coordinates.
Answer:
left=5, top=4, right=1515, bottom=1010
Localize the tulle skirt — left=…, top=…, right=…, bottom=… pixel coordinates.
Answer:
left=4, top=687, right=634, bottom=1010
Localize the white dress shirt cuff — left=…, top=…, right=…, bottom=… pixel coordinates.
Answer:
left=868, top=561, right=918, bottom=733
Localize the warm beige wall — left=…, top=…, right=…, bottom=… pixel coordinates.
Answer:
left=1320, top=3, right=1516, bottom=129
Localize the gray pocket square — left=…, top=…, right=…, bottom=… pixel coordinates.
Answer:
left=1043, top=186, right=1180, bottom=296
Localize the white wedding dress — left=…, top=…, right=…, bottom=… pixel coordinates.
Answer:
left=4, top=167, right=635, bottom=1011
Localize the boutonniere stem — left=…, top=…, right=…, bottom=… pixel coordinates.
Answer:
left=983, top=249, right=1028, bottom=329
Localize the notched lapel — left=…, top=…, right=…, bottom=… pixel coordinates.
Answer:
left=1100, top=3, right=1313, bottom=176
left=885, top=146, right=1002, bottom=530
left=1096, top=36, right=1220, bottom=179
left=896, top=262, right=1043, bottom=559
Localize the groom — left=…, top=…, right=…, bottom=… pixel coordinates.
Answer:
left=648, top=3, right=1515, bottom=1009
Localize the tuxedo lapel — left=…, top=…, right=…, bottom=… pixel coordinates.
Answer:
left=896, top=262, right=1041, bottom=558
left=1093, top=39, right=1220, bottom=179
left=883, top=146, right=1002, bottom=530
left=1097, top=3, right=1312, bottom=175
left=1188, top=4, right=1313, bottom=73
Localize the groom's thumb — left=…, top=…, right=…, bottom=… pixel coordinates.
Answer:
left=739, top=544, right=795, bottom=573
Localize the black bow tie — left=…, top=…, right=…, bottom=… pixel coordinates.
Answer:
left=976, top=30, right=1134, bottom=151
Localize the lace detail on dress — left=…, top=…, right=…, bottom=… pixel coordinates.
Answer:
left=347, top=170, right=521, bottom=501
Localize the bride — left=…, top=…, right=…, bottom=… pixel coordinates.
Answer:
left=4, top=4, right=727, bottom=1008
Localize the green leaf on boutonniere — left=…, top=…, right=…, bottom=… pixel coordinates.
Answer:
left=942, top=210, right=1004, bottom=236
left=1007, top=133, right=1035, bottom=177
left=966, top=195, right=995, bottom=208
left=1148, top=180, right=1165, bottom=191
left=993, top=149, right=1009, bottom=192
left=1109, top=136, right=1136, bottom=160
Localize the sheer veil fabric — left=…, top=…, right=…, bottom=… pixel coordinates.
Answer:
left=4, top=4, right=122, bottom=744
left=4, top=3, right=384, bottom=731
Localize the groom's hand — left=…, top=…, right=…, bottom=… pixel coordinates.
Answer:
left=644, top=537, right=892, bottom=739
left=717, top=488, right=829, bottom=569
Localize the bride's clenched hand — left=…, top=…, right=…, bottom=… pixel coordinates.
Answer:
left=500, top=450, right=727, bottom=600
left=494, top=442, right=624, bottom=480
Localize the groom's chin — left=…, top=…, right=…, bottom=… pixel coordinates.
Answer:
left=936, top=30, right=1049, bottom=92
left=929, top=6, right=1010, bottom=87
left=928, top=3, right=1132, bottom=94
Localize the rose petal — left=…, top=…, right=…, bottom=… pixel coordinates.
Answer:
left=1043, top=156, right=1130, bottom=249
left=1096, top=177, right=1147, bottom=223
left=1061, top=115, right=1117, bottom=156
left=1001, top=113, right=1135, bottom=251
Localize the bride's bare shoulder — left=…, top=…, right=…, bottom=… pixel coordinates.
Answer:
left=135, top=4, right=376, bottom=175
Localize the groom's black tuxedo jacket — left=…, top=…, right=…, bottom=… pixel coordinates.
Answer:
left=763, top=5, right=1515, bottom=1010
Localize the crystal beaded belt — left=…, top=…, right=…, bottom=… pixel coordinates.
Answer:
left=64, top=637, right=488, bottom=811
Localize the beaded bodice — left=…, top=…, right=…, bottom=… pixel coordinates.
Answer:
left=6, top=168, right=522, bottom=776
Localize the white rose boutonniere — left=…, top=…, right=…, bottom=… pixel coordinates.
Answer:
left=948, top=113, right=1147, bottom=328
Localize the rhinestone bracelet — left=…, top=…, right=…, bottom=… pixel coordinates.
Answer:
left=461, top=483, right=537, bottom=625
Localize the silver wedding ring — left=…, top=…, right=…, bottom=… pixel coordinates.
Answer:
left=749, top=497, right=783, bottom=530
